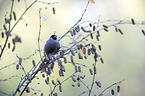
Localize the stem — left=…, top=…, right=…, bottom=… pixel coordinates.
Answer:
left=0, top=90, right=9, bottom=96
left=58, top=1, right=90, bottom=41
left=19, top=68, right=40, bottom=96
left=24, top=0, right=28, bottom=8
left=88, top=62, right=96, bottom=96
left=10, top=0, right=37, bottom=32
left=50, top=72, right=77, bottom=96
left=0, top=0, right=37, bottom=59
left=38, top=10, right=43, bottom=61
left=99, top=79, right=125, bottom=96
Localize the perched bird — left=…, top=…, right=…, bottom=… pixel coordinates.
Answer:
left=39, top=35, right=60, bottom=72
left=44, top=35, right=60, bottom=56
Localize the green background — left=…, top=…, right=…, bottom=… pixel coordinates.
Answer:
left=0, top=0, right=145, bottom=96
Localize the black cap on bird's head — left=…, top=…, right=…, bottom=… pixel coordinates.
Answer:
left=51, top=35, right=57, bottom=40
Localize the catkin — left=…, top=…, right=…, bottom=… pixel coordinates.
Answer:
left=93, top=25, right=96, bottom=31
left=70, top=49, right=75, bottom=56
left=141, top=30, right=145, bottom=35
left=118, top=29, right=123, bottom=35
left=78, top=53, right=83, bottom=59
left=78, top=66, right=81, bottom=72
left=16, top=64, right=19, bottom=70
left=93, top=66, right=97, bottom=74
left=111, top=89, right=114, bottom=95
left=13, top=11, right=17, bottom=20
left=75, top=25, right=80, bottom=32
left=90, top=33, right=93, bottom=39
left=19, top=58, right=22, bottom=65
left=59, top=85, right=62, bottom=92
left=100, top=58, right=104, bottom=63
left=131, top=18, right=135, bottom=25
left=117, top=86, right=120, bottom=93
left=98, top=45, right=102, bottom=51
left=1, top=32, right=4, bottom=38
left=89, top=69, right=93, bottom=75
left=32, top=60, right=36, bottom=67
left=64, top=57, right=67, bottom=63
left=52, top=7, right=55, bottom=14
left=103, top=25, right=108, bottom=28
left=52, top=80, right=56, bottom=85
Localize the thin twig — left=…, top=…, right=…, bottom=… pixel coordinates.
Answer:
left=0, top=61, right=17, bottom=71
left=0, top=75, right=17, bottom=82
left=97, top=15, right=101, bottom=27
left=13, top=56, right=43, bottom=95
left=0, top=50, right=40, bottom=71
left=37, top=1, right=59, bottom=5
left=78, top=91, right=88, bottom=96
left=38, top=10, right=43, bottom=61
left=98, top=79, right=125, bottom=96
left=0, top=0, right=15, bottom=59
left=50, top=72, right=77, bottom=96
left=10, top=0, right=37, bottom=33
left=0, top=0, right=37, bottom=59
left=0, top=90, right=9, bottom=96
left=80, top=80, right=90, bottom=91
left=24, top=86, right=42, bottom=92
left=64, top=61, right=89, bottom=68
left=19, top=68, right=40, bottom=96
left=78, top=79, right=95, bottom=96
left=13, top=66, right=41, bottom=95
left=24, top=0, right=28, bottom=8
left=9, top=0, right=14, bottom=30
left=48, top=80, right=52, bottom=93
left=88, top=62, right=96, bottom=96
left=58, top=1, right=90, bottom=41
left=16, top=55, right=27, bottom=76
left=64, top=20, right=125, bottom=53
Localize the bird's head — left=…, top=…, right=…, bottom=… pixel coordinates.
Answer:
left=50, top=35, right=57, bottom=40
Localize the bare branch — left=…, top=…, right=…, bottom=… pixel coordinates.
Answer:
left=99, top=79, right=125, bottom=96
left=0, top=0, right=37, bottom=59
left=58, top=1, right=90, bottom=41
left=38, top=9, right=43, bottom=61
left=0, top=75, right=17, bottom=82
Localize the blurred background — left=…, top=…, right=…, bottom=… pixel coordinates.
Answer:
left=0, top=0, right=145, bottom=96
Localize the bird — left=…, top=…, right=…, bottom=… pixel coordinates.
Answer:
left=41, top=35, right=60, bottom=72
left=44, top=35, right=60, bottom=57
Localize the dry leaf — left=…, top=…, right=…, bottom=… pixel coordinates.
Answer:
left=89, top=0, right=95, bottom=3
